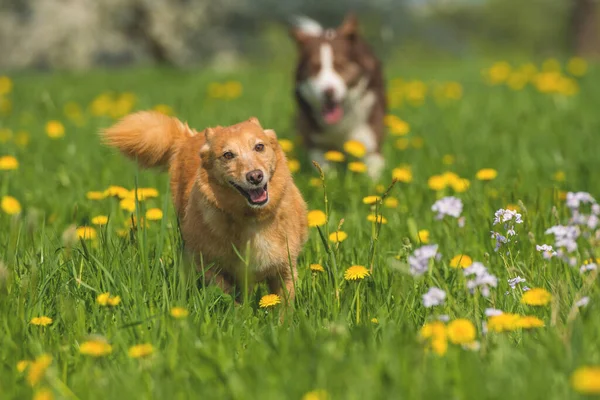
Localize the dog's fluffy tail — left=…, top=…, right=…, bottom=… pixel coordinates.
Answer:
left=102, top=111, right=192, bottom=169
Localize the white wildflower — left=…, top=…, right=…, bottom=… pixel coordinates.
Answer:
left=431, top=196, right=463, bottom=220
left=566, top=192, right=596, bottom=210
left=485, top=308, right=503, bottom=317
left=536, top=244, right=557, bottom=259
left=408, top=244, right=439, bottom=276
left=575, top=297, right=590, bottom=308
left=493, top=209, right=523, bottom=225
left=464, top=262, right=498, bottom=297
left=508, top=276, right=526, bottom=289
left=580, top=262, right=597, bottom=274
left=422, top=287, right=446, bottom=308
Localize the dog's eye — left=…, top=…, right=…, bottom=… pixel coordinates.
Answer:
left=222, top=151, right=235, bottom=160
left=254, top=143, right=264, bottom=152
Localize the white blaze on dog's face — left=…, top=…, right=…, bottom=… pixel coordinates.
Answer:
left=293, top=15, right=362, bottom=126
left=201, top=118, right=278, bottom=208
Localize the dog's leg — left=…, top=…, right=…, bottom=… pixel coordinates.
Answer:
left=268, top=266, right=297, bottom=305
left=365, top=152, right=385, bottom=180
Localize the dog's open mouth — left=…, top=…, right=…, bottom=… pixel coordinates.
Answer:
left=322, top=100, right=344, bottom=125
left=230, top=182, right=269, bottom=206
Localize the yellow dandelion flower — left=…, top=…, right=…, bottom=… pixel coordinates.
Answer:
left=324, top=150, right=345, bottom=163
left=487, top=313, right=520, bottom=333
left=367, top=214, right=388, bottom=224
left=418, top=229, right=430, bottom=244
left=443, top=82, right=463, bottom=100
left=91, top=215, right=108, bottom=226
left=420, top=321, right=446, bottom=340
left=344, top=265, right=370, bottom=281
left=107, top=296, right=121, bottom=306
left=120, top=198, right=136, bottom=213
left=476, top=168, right=498, bottom=181
left=442, top=154, right=455, bottom=165
left=136, top=188, right=159, bottom=199
left=521, top=288, right=552, bottom=306
left=146, top=208, right=163, bottom=221
left=567, top=57, right=588, bottom=77
left=0, top=128, right=12, bottom=143
left=447, top=319, right=476, bottom=345
left=116, top=228, right=129, bottom=237
left=392, top=167, right=412, bottom=183
left=362, top=195, right=381, bottom=205
left=411, top=137, right=424, bottom=149
left=507, top=73, right=528, bottom=91
left=506, top=204, right=520, bottom=212
left=385, top=115, right=410, bottom=136
left=17, top=360, right=30, bottom=373
left=79, top=340, right=113, bottom=357
left=30, top=316, right=53, bottom=327
left=427, top=175, right=447, bottom=191
left=0, top=76, right=13, bottom=95
left=395, top=138, right=410, bottom=150
left=86, top=191, right=106, bottom=200
left=110, top=92, right=136, bottom=118
left=343, top=140, right=367, bottom=158
left=27, top=354, right=52, bottom=387
left=224, top=81, right=243, bottom=98
left=348, top=161, right=367, bottom=173
left=0, top=155, right=18, bottom=170
left=0, top=97, right=12, bottom=115
left=310, top=263, right=325, bottom=273
left=33, top=388, right=54, bottom=400
left=89, top=92, right=113, bottom=116
left=278, top=139, right=294, bottom=153
left=63, top=102, right=82, bottom=119
left=14, top=131, right=30, bottom=147
left=450, top=254, right=473, bottom=268
left=96, top=292, right=110, bottom=306
left=287, top=159, right=300, bottom=173
left=451, top=178, right=470, bottom=193
left=307, top=210, right=327, bottom=227
left=329, top=231, right=348, bottom=243
left=104, top=185, right=130, bottom=198
left=76, top=226, right=97, bottom=240
left=371, top=318, right=379, bottom=324
left=384, top=197, right=398, bottom=209
left=45, top=121, right=65, bottom=139
left=571, top=366, right=600, bottom=395
left=302, top=390, right=329, bottom=400
left=486, top=61, right=512, bottom=84
left=1, top=196, right=21, bottom=215
left=420, top=321, right=448, bottom=356
left=553, top=170, right=566, bottom=182
left=170, top=307, right=189, bottom=319
left=309, top=177, right=322, bottom=187
left=516, top=316, right=544, bottom=329
left=153, top=104, right=173, bottom=115
left=259, top=294, right=281, bottom=308
left=128, top=343, right=155, bottom=359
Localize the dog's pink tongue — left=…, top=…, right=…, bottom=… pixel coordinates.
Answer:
left=323, top=105, right=344, bottom=124
left=248, top=188, right=267, bottom=203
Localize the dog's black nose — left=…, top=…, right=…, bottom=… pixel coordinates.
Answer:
left=324, top=87, right=335, bottom=100
left=246, top=169, right=264, bottom=185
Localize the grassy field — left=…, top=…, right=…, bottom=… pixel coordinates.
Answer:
left=1, top=58, right=600, bottom=400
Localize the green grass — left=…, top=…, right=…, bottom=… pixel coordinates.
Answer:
left=1, top=60, right=600, bottom=400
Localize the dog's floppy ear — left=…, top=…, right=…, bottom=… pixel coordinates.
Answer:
left=247, top=117, right=263, bottom=129
left=289, top=16, right=322, bottom=47
left=338, top=13, right=359, bottom=40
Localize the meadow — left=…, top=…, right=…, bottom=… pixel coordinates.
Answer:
left=1, top=57, right=599, bottom=400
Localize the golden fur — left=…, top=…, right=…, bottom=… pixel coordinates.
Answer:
left=103, top=111, right=308, bottom=302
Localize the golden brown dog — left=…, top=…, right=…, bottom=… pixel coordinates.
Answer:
left=103, top=111, right=308, bottom=303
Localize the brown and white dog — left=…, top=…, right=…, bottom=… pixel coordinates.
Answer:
left=103, top=112, right=308, bottom=303
left=290, top=14, right=386, bottom=179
